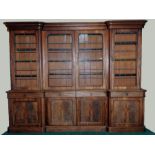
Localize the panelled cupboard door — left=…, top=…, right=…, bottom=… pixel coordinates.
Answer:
left=110, top=29, right=141, bottom=89
left=110, top=98, right=143, bottom=127
left=75, top=30, right=108, bottom=89
left=46, top=98, right=76, bottom=125
left=42, top=31, right=75, bottom=90
left=10, top=30, right=41, bottom=90
left=10, top=98, right=42, bottom=126
left=77, top=97, right=106, bottom=125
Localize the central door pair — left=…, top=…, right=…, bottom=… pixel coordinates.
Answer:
left=46, top=97, right=107, bottom=126
left=42, top=30, right=108, bottom=128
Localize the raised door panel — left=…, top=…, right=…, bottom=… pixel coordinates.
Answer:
left=76, top=30, right=108, bottom=90
left=110, top=29, right=141, bottom=89
left=42, top=31, right=75, bottom=90
left=11, top=98, right=41, bottom=126
left=110, top=100, right=126, bottom=126
left=46, top=98, right=76, bottom=125
left=110, top=98, right=143, bottom=127
left=77, top=97, right=106, bottom=125
left=127, top=101, right=140, bottom=124
left=10, top=31, right=41, bottom=90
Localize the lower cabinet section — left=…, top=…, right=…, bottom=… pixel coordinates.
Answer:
left=45, top=97, right=107, bottom=131
left=108, top=90, right=145, bottom=132
left=11, top=98, right=41, bottom=126
left=7, top=90, right=146, bottom=133
left=45, top=95, right=107, bottom=132
left=7, top=92, right=44, bottom=132
left=110, top=98, right=143, bottom=126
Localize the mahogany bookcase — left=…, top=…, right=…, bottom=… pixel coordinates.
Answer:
left=4, top=20, right=147, bottom=132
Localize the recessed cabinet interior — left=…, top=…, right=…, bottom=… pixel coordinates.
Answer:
left=5, top=20, right=147, bottom=132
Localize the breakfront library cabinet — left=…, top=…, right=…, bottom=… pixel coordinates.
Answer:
left=4, top=20, right=147, bottom=132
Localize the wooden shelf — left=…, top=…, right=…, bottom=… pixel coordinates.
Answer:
left=15, top=75, right=37, bottom=77
left=48, top=48, right=72, bottom=51
left=79, top=59, right=103, bottom=62
left=79, top=42, right=103, bottom=44
left=80, top=72, right=103, bottom=75
left=48, top=60, right=71, bottom=62
left=114, top=68, right=136, bottom=70
left=15, top=60, right=36, bottom=62
left=15, top=43, right=36, bottom=44
left=48, top=43, right=72, bottom=44
left=79, top=48, right=103, bottom=51
left=16, top=69, right=37, bottom=71
left=113, top=58, right=136, bottom=61
left=114, top=74, right=136, bottom=77
left=114, top=50, right=136, bottom=53
left=116, top=31, right=137, bottom=35
left=49, top=73, right=72, bottom=75
left=49, top=77, right=72, bottom=79
left=16, top=48, right=36, bottom=52
left=115, top=41, right=137, bottom=45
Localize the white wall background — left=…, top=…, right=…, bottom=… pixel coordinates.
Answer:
left=142, top=20, right=155, bottom=132
left=0, top=19, right=155, bottom=134
left=0, top=21, right=10, bottom=134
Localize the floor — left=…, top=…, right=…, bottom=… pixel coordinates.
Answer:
left=2, top=128, right=155, bottom=135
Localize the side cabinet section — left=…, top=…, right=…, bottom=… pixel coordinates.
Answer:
left=108, top=90, right=145, bottom=132
left=7, top=92, right=44, bottom=132
left=110, top=98, right=143, bottom=126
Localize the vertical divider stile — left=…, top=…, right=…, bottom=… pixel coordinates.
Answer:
left=74, top=31, right=78, bottom=125
left=64, top=34, right=67, bottom=87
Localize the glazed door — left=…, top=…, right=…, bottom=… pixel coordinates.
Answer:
left=110, top=29, right=141, bottom=89
left=10, top=30, right=41, bottom=90
left=75, top=30, right=108, bottom=90
left=42, top=31, right=75, bottom=90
